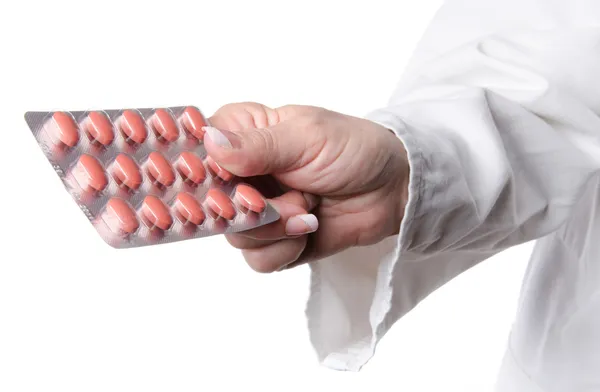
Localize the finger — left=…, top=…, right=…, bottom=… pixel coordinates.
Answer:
left=227, top=213, right=318, bottom=249
left=208, top=102, right=280, bottom=131
left=202, top=107, right=327, bottom=177
left=225, top=236, right=273, bottom=250
left=280, top=232, right=317, bottom=271
left=207, top=103, right=312, bottom=132
left=282, top=204, right=392, bottom=270
left=242, top=236, right=308, bottom=273
left=239, top=176, right=286, bottom=199
left=239, top=190, right=317, bottom=238
left=225, top=190, right=319, bottom=249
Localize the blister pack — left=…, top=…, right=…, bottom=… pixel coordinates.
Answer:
left=24, top=106, right=280, bottom=248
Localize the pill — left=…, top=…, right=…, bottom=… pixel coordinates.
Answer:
left=85, top=111, right=115, bottom=146
left=176, top=152, right=206, bottom=185
left=141, top=195, right=173, bottom=230
left=72, top=154, right=108, bottom=192
left=174, top=192, right=205, bottom=225
left=146, top=152, right=175, bottom=187
left=205, top=156, right=234, bottom=182
left=119, top=109, right=147, bottom=144
left=151, top=109, right=179, bottom=142
left=104, top=198, right=139, bottom=234
left=205, top=188, right=236, bottom=220
left=180, top=106, right=207, bottom=140
left=49, top=112, right=79, bottom=147
left=234, top=184, right=266, bottom=213
left=112, top=154, right=142, bottom=191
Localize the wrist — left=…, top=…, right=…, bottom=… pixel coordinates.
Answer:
left=396, top=160, right=410, bottom=235
left=388, top=132, right=411, bottom=237
left=362, top=111, right=412, bottom=239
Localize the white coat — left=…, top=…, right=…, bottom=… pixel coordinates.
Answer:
left=305, top=1, right=600, bottom=390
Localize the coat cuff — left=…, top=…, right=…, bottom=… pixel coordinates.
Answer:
left=304, top=108, right=423, bottom=371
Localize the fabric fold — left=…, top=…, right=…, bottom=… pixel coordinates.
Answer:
left=305, top=111, right=423, bottom=371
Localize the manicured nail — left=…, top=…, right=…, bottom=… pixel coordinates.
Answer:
left=203, top=126, right=233, bottom=148
left=285, top=214, right=319, bottom=236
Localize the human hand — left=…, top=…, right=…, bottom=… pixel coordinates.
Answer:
left=204, top=103, right=410, bottom=272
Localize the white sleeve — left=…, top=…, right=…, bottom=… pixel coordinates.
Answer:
left=306, top=0, right=600, bottom=371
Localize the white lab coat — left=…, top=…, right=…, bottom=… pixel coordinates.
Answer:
left=305, top=0, right=600, bottom=390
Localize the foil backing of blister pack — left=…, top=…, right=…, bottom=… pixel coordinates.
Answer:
left=24, top=106, right=280, bottom=249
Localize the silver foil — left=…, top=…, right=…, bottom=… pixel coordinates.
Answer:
left=24, top=107, right=280, bottom=249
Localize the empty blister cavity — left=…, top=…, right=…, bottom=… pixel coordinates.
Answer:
left=71, top=154, right=108, bottom=192
left=118, top=109, right=148, bottom=144
left=83, top=111, right=115, bottom=146
left=141, top=195, right=173, bottom=231
left=145, top=152, right=175, bottom=187
left=174, top=192, right=205, bottom=226
left=180, top=106, right=207, bottom=140
left=150, top=109, right=179, bottom=143
left=111, top=154, right=142, bottom=191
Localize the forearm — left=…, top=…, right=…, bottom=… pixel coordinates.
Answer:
left=370, top=0, right=600, bottom=254
left=308, top=0, right=600, bottom=372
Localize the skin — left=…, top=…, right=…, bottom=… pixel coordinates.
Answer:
left=204, top=102, right=410, bottom=273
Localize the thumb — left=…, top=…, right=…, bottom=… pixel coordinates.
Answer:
left=203, top=124, right=319, bottom=177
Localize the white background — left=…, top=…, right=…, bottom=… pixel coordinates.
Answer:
left=1, top=1, right=533, bottom=391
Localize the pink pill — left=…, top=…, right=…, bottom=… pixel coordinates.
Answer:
left=112, top=154, right=142, bottom=191
left=180, top=106, right=207, bottom=140
left=119, top=110, right=148, bottom=144
left=234, top=184, right=266, bottom=213
left=146, top=152, right=175, bottom=187
left=48, top=112, right=80, bottom=147
left=151, top=109, right=179, bottom=143
left=176, top=152, right=206, bottom=185
left=204, top=188, right=236, bottom=220
left=104, top=198, right=139, bottom=235
left=72, top=154, right=108, bottom=192
left=205, top=156, right=234, bottom=182
left=141, top=195, right=173, bottom=231
left=174, top=192, right=205, bottom=226
left=85, top=111, right=114, bottom=146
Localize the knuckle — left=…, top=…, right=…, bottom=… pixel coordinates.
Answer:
left=246, top=127, right=277, bottom=173
left=254, top=127, right=277, bottom=151
left=277, top=104, right=311, bottom=119
left=218, top=101, right=257, bottom=112
left=214, top=102, right=242, bottom=116
left=300, top=107, right=330, bottom=132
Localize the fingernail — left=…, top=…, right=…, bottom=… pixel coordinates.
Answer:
left=203, top=126, right=235, bottom=148
left=285, top=214, right=319, bottom=236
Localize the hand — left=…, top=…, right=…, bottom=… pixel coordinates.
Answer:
left=205, top=103, right=410, bottom=273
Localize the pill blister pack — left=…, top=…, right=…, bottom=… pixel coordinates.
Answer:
left=24, top=106, right=280, bottom=249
